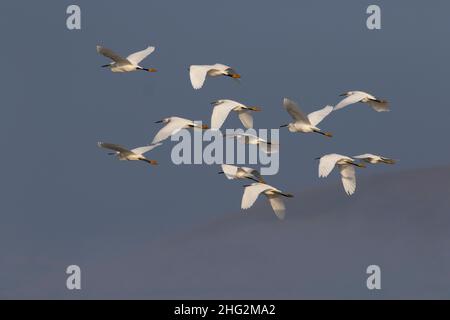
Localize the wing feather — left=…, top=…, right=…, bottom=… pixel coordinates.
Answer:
left=189, top=65, right=212, bottom=89
left=126, top=46, right=155, bottom=65
left=307, top=105, right=334, bottom=126
left=339, top=164, right=356, bottom=195
left=283, top=98, right=309, bottom=123
left=96, top=46, right=128, bottom=63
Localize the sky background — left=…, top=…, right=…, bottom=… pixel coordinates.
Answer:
left=1, top=0, right=449, bottom=298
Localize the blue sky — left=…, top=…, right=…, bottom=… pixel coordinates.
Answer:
left=1, top=0, right=449, bottom=298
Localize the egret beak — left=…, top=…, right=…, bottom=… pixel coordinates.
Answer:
left=141, top=158, right=158, bottom=165
left=101, top=64, right=110, bottom=68
left=280, top=124, right=288, bottom=128
left=107, top=152, right=116, bottom=155
left=218, top=171, right=224, bottom=174
left=231, top=73, right=241, bottom=79
left=248, top=106, right=261, bottom=111
left=155, top=120, right=164, bottom=123
left=339, top=93, right=347, bottom=97
left=282, top=193, right=294, bottom=198
left=382, top=158, right=396, bottom=164
left=314, top=157, right=321, bottom=160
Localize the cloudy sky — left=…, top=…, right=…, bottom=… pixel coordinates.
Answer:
left=1, top=0, right=449, bottom=298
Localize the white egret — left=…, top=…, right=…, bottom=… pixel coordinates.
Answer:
left=189, top=64, right=240, bottom=89
left=280, top=98, right=333, bottom=137
left=226, top=132, right=278, bottom=154
left=317, top=153, right=366, bottom=196
left=354, top=153, right=396, bottom=164
left=152, top=116, right=209, bottom=144
left=334, top=91, right=389, bottom=112
left=211, top=99, right=261, bottom=130
left=98, top=142, right=161, bottom=165
left=96, top=45, right=157, bottom=73
left=218, top=164, right=265, bottom=183
left=241, top=182, right=293, bottom=220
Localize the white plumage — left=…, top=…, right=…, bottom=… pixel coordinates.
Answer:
left=97, top=45, right=157, bottom=73
left=334, top=91, right=389, bottom=112
left=354, top=153, right=396, bottom=164
left=189, top=64, right=240, bottom=89
left=152, top=117, right=209, bottom=144
left=281, top=98, right=333, bottom=137
left=241, top=183, right=293, bottom=220
left=98, top=142, right=161, bottom=165
left=317, top=153, right=366, bottom=195
left=226, top=132, right=278, bottom=154
left=219, top=164, right=265, bottom=183
left=211, top=99, right=261, bottom=129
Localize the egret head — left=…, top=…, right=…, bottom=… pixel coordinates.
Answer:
left=225, top=68, right=241, bottom=79
left=155, top=118, right=169, bottom=124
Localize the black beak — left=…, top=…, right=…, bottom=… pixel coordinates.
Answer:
left=218, top=171, right=224, bottom=174
left=339, top=93, right=347, bottom=97
left=314, top=157, right=321, bottom=160
left=101, top=64, right=110, bottom=68
left=154, top=120, right=163, bottom=123
left=280, top=124, right=288, bottom=128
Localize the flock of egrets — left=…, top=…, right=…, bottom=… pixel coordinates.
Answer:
left=97, top=45, right=396, bottom=220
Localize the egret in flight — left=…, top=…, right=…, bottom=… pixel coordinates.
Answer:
left=354, top=154, right=396, bottom=164
left=211, top=99, right=261, bottom=129
left=96, top=45, right=157, bottom=73
left=218, top=164, right=265, bottom=183
left=334, top=91, right=389, bottom=112
left=189, top=64, right=240, bottom=89
left=226, top=132, right=278, bottom=154
left=152, top=116, right=209, bottom=144
left=317, top=153, right=366, bottom=195
left=97, top=142, right=161, bottom=166
left=280, top=98, right=333, bottom=137
left=241, top=182, right=293, bottom=220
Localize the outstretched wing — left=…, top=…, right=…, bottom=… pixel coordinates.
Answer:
left=283, top=98, right=310, bottom=124
left=367, top=100, right=390, bottom=112
left=318, top=153, right=347, bottom=178
left=152, top=118, right=190, bottom=144
left=126, top=46, right=155, bottom=65
left=98, top=142, right=131, bottom=154
left=237, top=110, right=254, bottom=129
left=307, top=105, right=334, bottom=126
left=130, top=143, right=162, bottom=155
left=96, top=46, right=128, bottom=63
left=334, top=92, right=367, bottom=111
left=220, top=164, right=239, bottom=179
left=241, top=183, right=272, bottom=210
left=267, top=195, right=286, bottom=220
left=354, top=153, right=377, bottom=160
left=189, top=65, right=212, bottom=89
left=339, top=164, right=356, bottom=195
left=211, top=100, right=238, bottom=129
